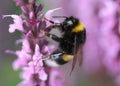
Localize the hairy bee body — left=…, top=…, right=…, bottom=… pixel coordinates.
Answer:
left=45, top=16, right=86, bottom=67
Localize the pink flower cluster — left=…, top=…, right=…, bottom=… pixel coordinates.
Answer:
left=4, top=0, right=65, bottom=86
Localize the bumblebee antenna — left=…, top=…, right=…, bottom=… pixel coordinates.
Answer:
left=52, top=16, right=67, bottom=19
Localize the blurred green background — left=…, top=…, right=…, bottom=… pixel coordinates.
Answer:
left=0, top=0, right=21, bottom=86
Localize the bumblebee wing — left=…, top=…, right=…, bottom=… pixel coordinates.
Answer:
left=77, top=44, right=83, bottom=66
left=71, top=35, right=84, bottom=73
left=71, top=36, right=79, bottom=72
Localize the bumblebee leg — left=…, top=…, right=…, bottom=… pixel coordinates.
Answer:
left=44, top=17, right=61, bottom=31
left=44, top=17, right=55, bottom=24
left=44, top=17, right=60, bottom=25
left=46, top=33, right=62, bottom=42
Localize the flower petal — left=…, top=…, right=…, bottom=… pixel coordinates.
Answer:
left=39, top=69, right=48, bottom=81
left=3, top=15, right=24, bottom=33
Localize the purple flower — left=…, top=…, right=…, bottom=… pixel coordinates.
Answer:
left=99, top=0, right=120, bottom=76
left=5, top=0, right=66, bottom=86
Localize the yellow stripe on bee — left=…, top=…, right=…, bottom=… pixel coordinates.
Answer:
left=72, top=23, right=85, bottom=33
left=62, top=54, right=74, bottom=61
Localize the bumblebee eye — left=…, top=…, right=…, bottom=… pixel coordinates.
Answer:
left=67, top=20, right=73, bottom=25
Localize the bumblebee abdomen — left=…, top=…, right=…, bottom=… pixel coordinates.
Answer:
left=46, top=51, right=74, bottom=66
left=76, top=29, right=86, bottom=44
left=60, top=37, right=74, bottom=54
left=55, top=54, right=74, bottom=65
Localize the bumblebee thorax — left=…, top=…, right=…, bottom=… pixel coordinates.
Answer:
left=61, top=16, right=79, bottom=31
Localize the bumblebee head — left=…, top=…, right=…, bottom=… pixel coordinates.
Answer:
left=61, top=16, right=79, bottom=31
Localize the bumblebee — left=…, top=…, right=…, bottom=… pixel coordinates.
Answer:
left=44, top=16, right=86, bottom=71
